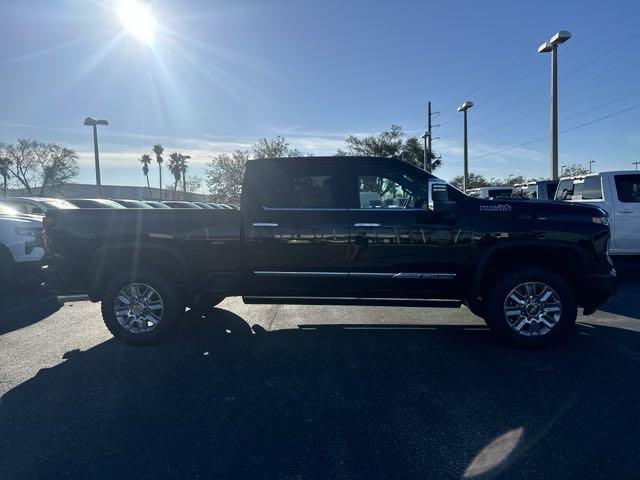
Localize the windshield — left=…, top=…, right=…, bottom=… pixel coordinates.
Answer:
left=39, top=199, right=79, bottom=209
left=0, top=203, right=19, bottom=215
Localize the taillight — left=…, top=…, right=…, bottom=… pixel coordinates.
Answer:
left=42, top=216, right=56, bottom=254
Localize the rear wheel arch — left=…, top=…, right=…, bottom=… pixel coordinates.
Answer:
left=88, top=243, right=191, bottom=301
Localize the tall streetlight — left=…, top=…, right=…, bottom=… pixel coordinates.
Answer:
left=457, top=101, right=473, bottom=192
left=420, top=131, right=430, bottom=172
left=560, top=164, right=567, bottom=177
left=589, top=160, right=596, bottom=173
left=538, top=30, right=572, bottom=181
left=84, top=117, right=109, bottom=198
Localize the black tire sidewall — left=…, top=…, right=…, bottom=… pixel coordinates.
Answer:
left=101, top=270, right=182, bottom=345
left=485, top=267, right=577, bottom=346
left=0, top=248, right=15, bottom=293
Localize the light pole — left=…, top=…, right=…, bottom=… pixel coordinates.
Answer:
left=457, top=101, right=473, bottom=192
left=589, top=160, right=596, bottom=173
left=84, top=117, right=108, bottom=198
left=538, top=30, right=572, bottom=181
left=560, top=164, right=567, bottom=177
left=420, top=131, right=430, bottom=172
left=633, top=161, right=640, bottom=171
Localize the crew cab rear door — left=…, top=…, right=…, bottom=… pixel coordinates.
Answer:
left=243, top=159, right=353, bottom=296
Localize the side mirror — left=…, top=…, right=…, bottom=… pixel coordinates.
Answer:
left=428, top=179, right=456, bottom=215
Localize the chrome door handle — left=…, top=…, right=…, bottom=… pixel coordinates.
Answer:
left=354, top=223, right=381, bottom=227
left=253, top=222, right=279, bottom=227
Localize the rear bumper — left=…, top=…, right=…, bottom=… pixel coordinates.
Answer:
left=581, top=269, right=617, bottom=314
left=40, top=264, right=69, bottom=294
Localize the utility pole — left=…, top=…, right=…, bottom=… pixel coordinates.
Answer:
left=424, top=101, right=440, bottom=173
left=427, top=102, right=432, bottom=172
left=0, top=158, right=8, bottom=197
left=633, top=161, right=640, bottom=171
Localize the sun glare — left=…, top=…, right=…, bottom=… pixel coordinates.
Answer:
left=116, top=0, right=157, bottom=45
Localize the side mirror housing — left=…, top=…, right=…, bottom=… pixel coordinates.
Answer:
left=428, top=179, right=456, bottom=215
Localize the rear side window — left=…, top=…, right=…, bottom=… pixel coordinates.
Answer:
left=614, top=174, right=640, bottom=203
left=260, top=163, right=348, bottom=209
left=556, top=179, right=574, bottom=200
left=573, top=176, right=602, bottom=200
left=488, top=189, right=511, bottom=198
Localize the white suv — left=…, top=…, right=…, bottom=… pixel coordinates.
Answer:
left=0, top=202, right=44, bottom=288
left=555, top=171, right=640, bottom=255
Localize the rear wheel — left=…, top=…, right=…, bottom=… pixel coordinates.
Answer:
left=485, top=267, right=576, bottom=347
left=0, top=248, right=14, bottom=293
left=101, top=271, right=183, bottom=345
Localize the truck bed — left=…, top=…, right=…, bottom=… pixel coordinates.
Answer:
left=44, top=208, right=243, bottom=297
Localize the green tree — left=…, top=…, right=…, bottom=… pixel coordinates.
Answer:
left=561, top=163, right=589, bottom=176
left=0, top=155, right=12, bottom=197
left=337, top=125, right=441, bottom=171
left=401, top=137, right=442, bottom=171
left=0, top=139, right=79, bottom=195
left=152, top=144, right=164, bottom=200
left=179, top=154, right=190, bottom=197
left=450, top=173, right=490, bottom=190
left=205, top=150, right=250, bottom=203
left=167, top=152, right=182, bottom=199
left=252, top=136, right=301, bottom=159
left=139, top=154, right=153, bottom=199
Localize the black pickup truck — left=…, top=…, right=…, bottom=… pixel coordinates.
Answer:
left=42, top=156, right=616, bottom=346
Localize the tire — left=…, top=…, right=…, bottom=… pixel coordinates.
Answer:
left=484, top=266, right=577, bottom=347
left=100, top=270, right=183, bottom=345
left=0, top=248, right=15, bottom=293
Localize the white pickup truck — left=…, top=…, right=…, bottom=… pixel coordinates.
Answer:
left=555, top=171, right=640, bottom=255
left=0, top=202, right=44, bottom=288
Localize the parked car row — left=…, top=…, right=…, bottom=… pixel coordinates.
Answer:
left=2, top=196, right=238, bottom=214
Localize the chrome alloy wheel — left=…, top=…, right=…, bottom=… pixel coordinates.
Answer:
left=113, top=283, right=164, bottom=334
left=503, top=282, right=562, bottom=337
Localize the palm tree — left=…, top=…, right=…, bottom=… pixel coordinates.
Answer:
left=152, top=144, right=164, bottom=200
left=179, top=154, right=190, bottom=199
left=167, top=152, right=182, bottom=200
left=139, top=154, right=153, bottom=199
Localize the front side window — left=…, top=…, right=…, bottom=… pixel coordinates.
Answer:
left=614, top=174, right=640, bottom=203
left=357, top=166, right=429, bottom=209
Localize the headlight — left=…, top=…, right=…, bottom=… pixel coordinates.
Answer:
left=592, top=216, right=609, bottom=226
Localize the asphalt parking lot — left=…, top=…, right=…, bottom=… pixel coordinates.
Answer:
left=1, top=269, right=640, bottom=480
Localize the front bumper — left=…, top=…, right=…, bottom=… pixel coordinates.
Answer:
left=581, top=269, right=618, bottom=315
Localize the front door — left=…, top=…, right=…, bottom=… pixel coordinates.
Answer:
left=347, top=162, right=465, bottom=299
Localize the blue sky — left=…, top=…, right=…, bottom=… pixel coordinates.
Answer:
left=1, top=0, right=639, bottom=189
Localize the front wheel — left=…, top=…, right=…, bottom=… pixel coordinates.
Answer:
left=101, top=271, right=183, bottom=345
left=484, top=267, right=577, bottom=347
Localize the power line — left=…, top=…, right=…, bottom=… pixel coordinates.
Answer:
left=472, top=103, right=640, bottom=161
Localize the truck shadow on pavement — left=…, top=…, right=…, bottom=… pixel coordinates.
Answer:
left=0, top=291, right=61, bottom=335
left=2, top=308, right=640, bottom=480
